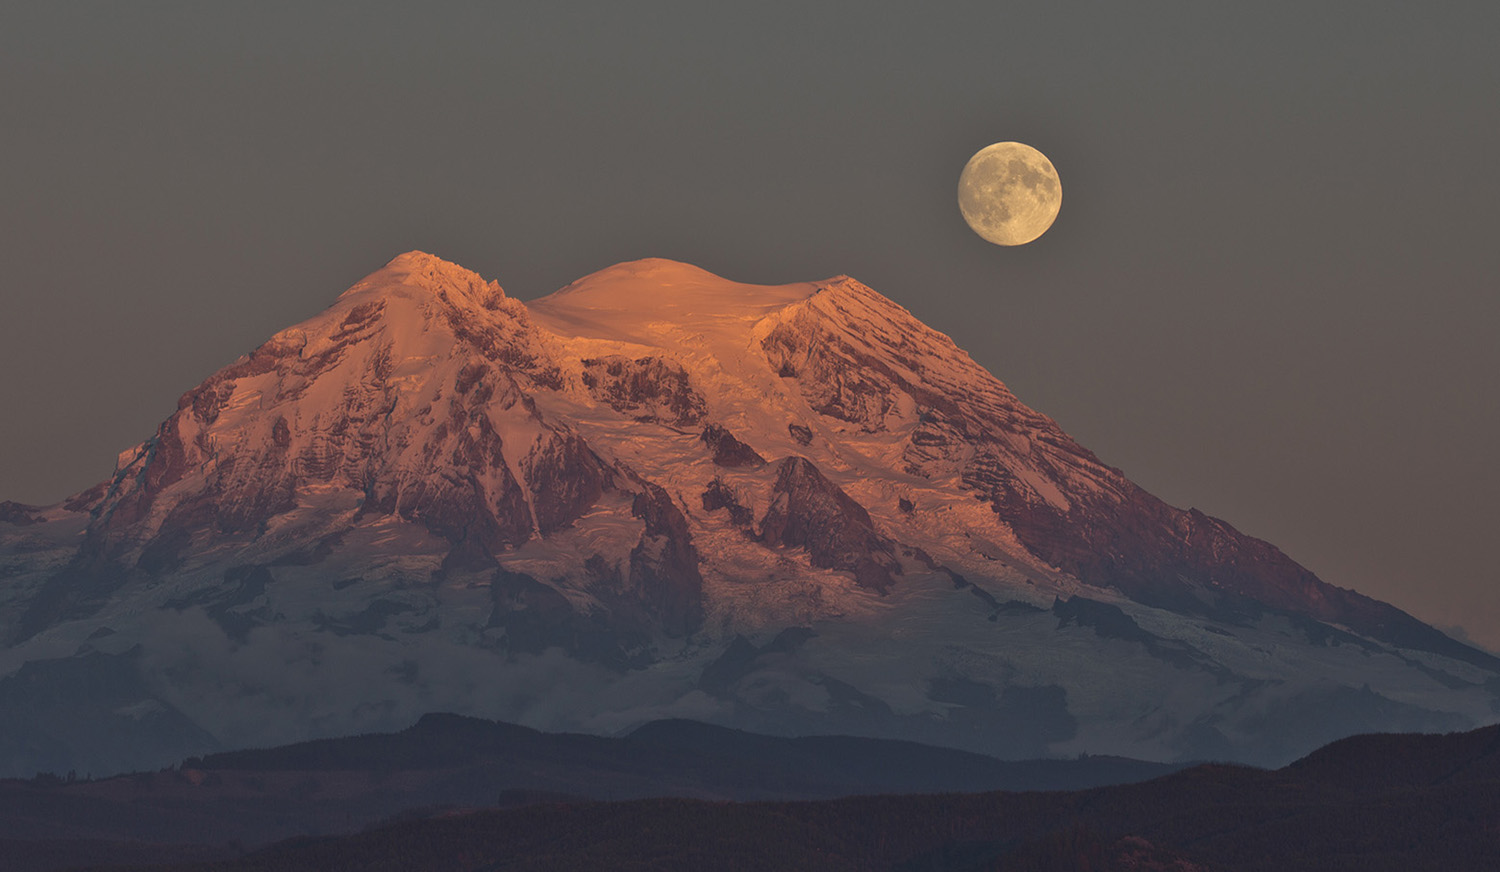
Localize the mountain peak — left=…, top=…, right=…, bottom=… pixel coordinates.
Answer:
left=528, top=258, right=822, bottom=347
left=339, top=250, right=505, bottom=311
left=572, top=257, right=725, bottom=284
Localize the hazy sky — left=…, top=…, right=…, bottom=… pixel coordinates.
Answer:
left=2, top=2, right=1497, bottom=645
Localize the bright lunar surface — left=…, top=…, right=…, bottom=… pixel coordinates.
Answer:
left=958, top=142, right=1062, bottom=246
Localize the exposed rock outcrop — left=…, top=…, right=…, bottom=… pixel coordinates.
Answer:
left=580, top=356, right=706, bottom=426
left=757, top=457, right=900, bottom=592
left=699, top=423, right=766, bottom=468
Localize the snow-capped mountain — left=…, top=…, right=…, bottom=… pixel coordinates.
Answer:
left=1, top=251, right=1493, bottom=776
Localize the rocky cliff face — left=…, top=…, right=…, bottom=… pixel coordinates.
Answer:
left=0, top=252, right=1494, bottom=776
left=757, top=457, right=900, bottom=593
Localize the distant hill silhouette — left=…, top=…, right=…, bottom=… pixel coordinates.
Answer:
left=83, top=722, right=1500, bottom=872
left=0, top=714, right=1183, bottom=872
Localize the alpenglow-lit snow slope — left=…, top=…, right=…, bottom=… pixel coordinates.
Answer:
left=1, top=251, right=1494, bottom=777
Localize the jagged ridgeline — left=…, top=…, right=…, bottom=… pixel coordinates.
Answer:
left=1, top=252, right=1495, bottom=777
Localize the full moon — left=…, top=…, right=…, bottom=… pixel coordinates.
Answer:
left=958, top=142, right=1061, bottom=246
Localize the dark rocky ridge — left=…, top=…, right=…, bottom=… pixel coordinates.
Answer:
left=757, top=457, right=901, bottom=592
left=699, top=423, right=766, bottom=468
left=580, top=355, right=706, bottom=426
left=701, top=478, right=754, bottom=527
left=0, top=502, right=43, bottom=527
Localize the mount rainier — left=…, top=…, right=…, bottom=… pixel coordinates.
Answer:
left=1, top=251, right=1493, bottom=777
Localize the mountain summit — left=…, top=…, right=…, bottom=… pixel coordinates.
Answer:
left=1, top=252, right=1494, bottom=776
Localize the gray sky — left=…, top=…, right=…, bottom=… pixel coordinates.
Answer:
left=3, top=2, right=1497, bottom=645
